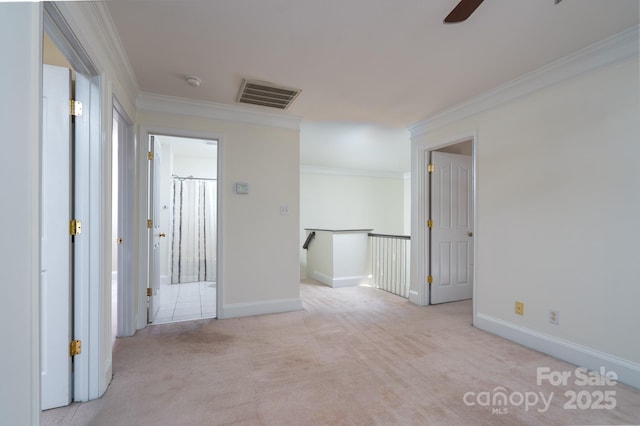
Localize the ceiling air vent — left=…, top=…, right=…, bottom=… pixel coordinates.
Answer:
left=236, top=79, right=301, bottom=110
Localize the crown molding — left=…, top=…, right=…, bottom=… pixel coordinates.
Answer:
left=409, top=25, right=639, bottom=138
left=52, top=2, right=140, bottom=114
left=137, top=92, right=303, bottom=131
left=90, top=3, right=140, bottom=100
left=300, top=165, right=406, bottom=179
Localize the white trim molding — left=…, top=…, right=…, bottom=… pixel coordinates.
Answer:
left=52, top=2, right=139, bottom=116
left=475, top=313, right=640, bottom=390
left=311, top=271, right=369, bottom=288
left=137, top=92, right=303, bottom=131
left=409, top=25, right=640, bottom=137
left=330, top=275, right=370, bottom=288
left=136, top=126, right=225, bottom=329
left=219, top=298, right=303, bottom=319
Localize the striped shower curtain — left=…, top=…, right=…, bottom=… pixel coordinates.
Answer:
left=170, top=178, right=216, bottom=284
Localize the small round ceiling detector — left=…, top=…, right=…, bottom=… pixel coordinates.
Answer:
left=185, top=76, right=201, bottom=87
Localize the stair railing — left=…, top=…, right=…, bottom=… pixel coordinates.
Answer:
left=368, top=233, right=411, bottom=298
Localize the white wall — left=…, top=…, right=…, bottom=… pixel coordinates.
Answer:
left=173, top=154, right=217, bottom=178
left=412, top=54, right=640, bottom=383
left=300, top=121, right=410, bottom=173
left=306, top=230, right=370, bottom=287
left=0, top=4, right=42, bottom=424
left=403, top=173, right=411, bottom=235
left=139, top=110, right=301, bottom=317
left=300, top=171, right=406, bottom=276
left=43, top=33, right=72, bottom=69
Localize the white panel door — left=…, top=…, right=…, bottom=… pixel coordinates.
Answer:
left=148, top=136, right=162, bottom=322
left=41, top=64, right=72, bottom=410
left=430, top=151, right=473, bottom=304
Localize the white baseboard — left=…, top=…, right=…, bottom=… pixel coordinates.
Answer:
left=331, top=275, right=369, bottom=288
left=311, top=271, right=333, bottom=286
left=219, top=297, right=302, bottom=319
left=311, top=271, right=368, bottom=288
left=408, top=290, right=423, bottom=306
left=475, top=313, right=640, bottom=389
left=160, top=275, right=169, bottom=286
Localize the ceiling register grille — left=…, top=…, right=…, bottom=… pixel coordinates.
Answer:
left=236, top=79, right=302, bottom=110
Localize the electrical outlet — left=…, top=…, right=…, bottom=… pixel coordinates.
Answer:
left=515, top=301, right=524, bottom=316
left=549, top=310, right=560, bottom=325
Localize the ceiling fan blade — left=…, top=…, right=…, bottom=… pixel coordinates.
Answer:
left=444, top=0, right=485, bottom=23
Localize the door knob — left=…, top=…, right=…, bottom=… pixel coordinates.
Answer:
left=467, top=232, right=473, bottom=237
left=159, top=233, right=166, bottom=238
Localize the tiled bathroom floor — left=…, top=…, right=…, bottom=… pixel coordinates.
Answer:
left=153, top=281, right=217, bottom=324
left=112, top=279, right=216, bottom=337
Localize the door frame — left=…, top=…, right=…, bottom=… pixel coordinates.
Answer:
left=411, top=131, right=477, bottom=315
left=136, top=126, right=224, bottom=328
left=44, top=2, right=109, bottom=402
left=113, top=98, right=136, bottom=337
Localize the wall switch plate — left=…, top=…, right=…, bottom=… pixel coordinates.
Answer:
left=233, top=182, right=249, bottom=194
left=515, top=301, right=524, bottom=316
left=549, top=310, right=560, bottom=325
left=280, top=205, right=289, bottom=215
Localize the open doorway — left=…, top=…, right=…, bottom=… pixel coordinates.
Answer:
left=42, top=5, right=108, bottom=406
left=149, top=135, right=219, bottom=324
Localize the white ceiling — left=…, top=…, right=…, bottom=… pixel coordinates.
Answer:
left=106, top=0, right=638, bottom=172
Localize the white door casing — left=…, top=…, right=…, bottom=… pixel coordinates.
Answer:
left=44, top=2, right=111, bottom=402
left=72, top=70, right=95, bottom=401
left=136, top=128, right=223, bottom=325
left=114, top=103, right=137, bottom=337
left=429, top=151, right=473, bottom=304
left=41, top=64, right=72, bottom=410
left=148, top=136, right=162, bottom=322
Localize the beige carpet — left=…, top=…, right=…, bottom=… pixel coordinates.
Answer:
left=43, top=280, right=640, bottom=425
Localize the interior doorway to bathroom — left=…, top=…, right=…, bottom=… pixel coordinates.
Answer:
left=149, top=134, right=219, bottom=324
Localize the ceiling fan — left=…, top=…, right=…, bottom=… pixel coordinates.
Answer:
left=444, top=0, right=563, bottom=24
left=444, top=0, right=484, bottom=23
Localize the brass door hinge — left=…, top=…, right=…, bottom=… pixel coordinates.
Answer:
left=427, top=275, right=433, bottom=284
left=148, top=151, right=154, bottom=160
left=147, top=219, right=153, bottom=229
left=70, top=219, right=82, bottom=236
left=147, top=288, right=153, bottom=297
left=70, top=100, right=83, bottom=117
left=70, top=340, right=82, bottom=356
left=427, top=164, right=434, bottom=173
left=427, top=219, right=434, bottom=229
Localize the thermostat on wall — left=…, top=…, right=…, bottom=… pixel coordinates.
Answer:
left=233, top=182, right=249, bottom=194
